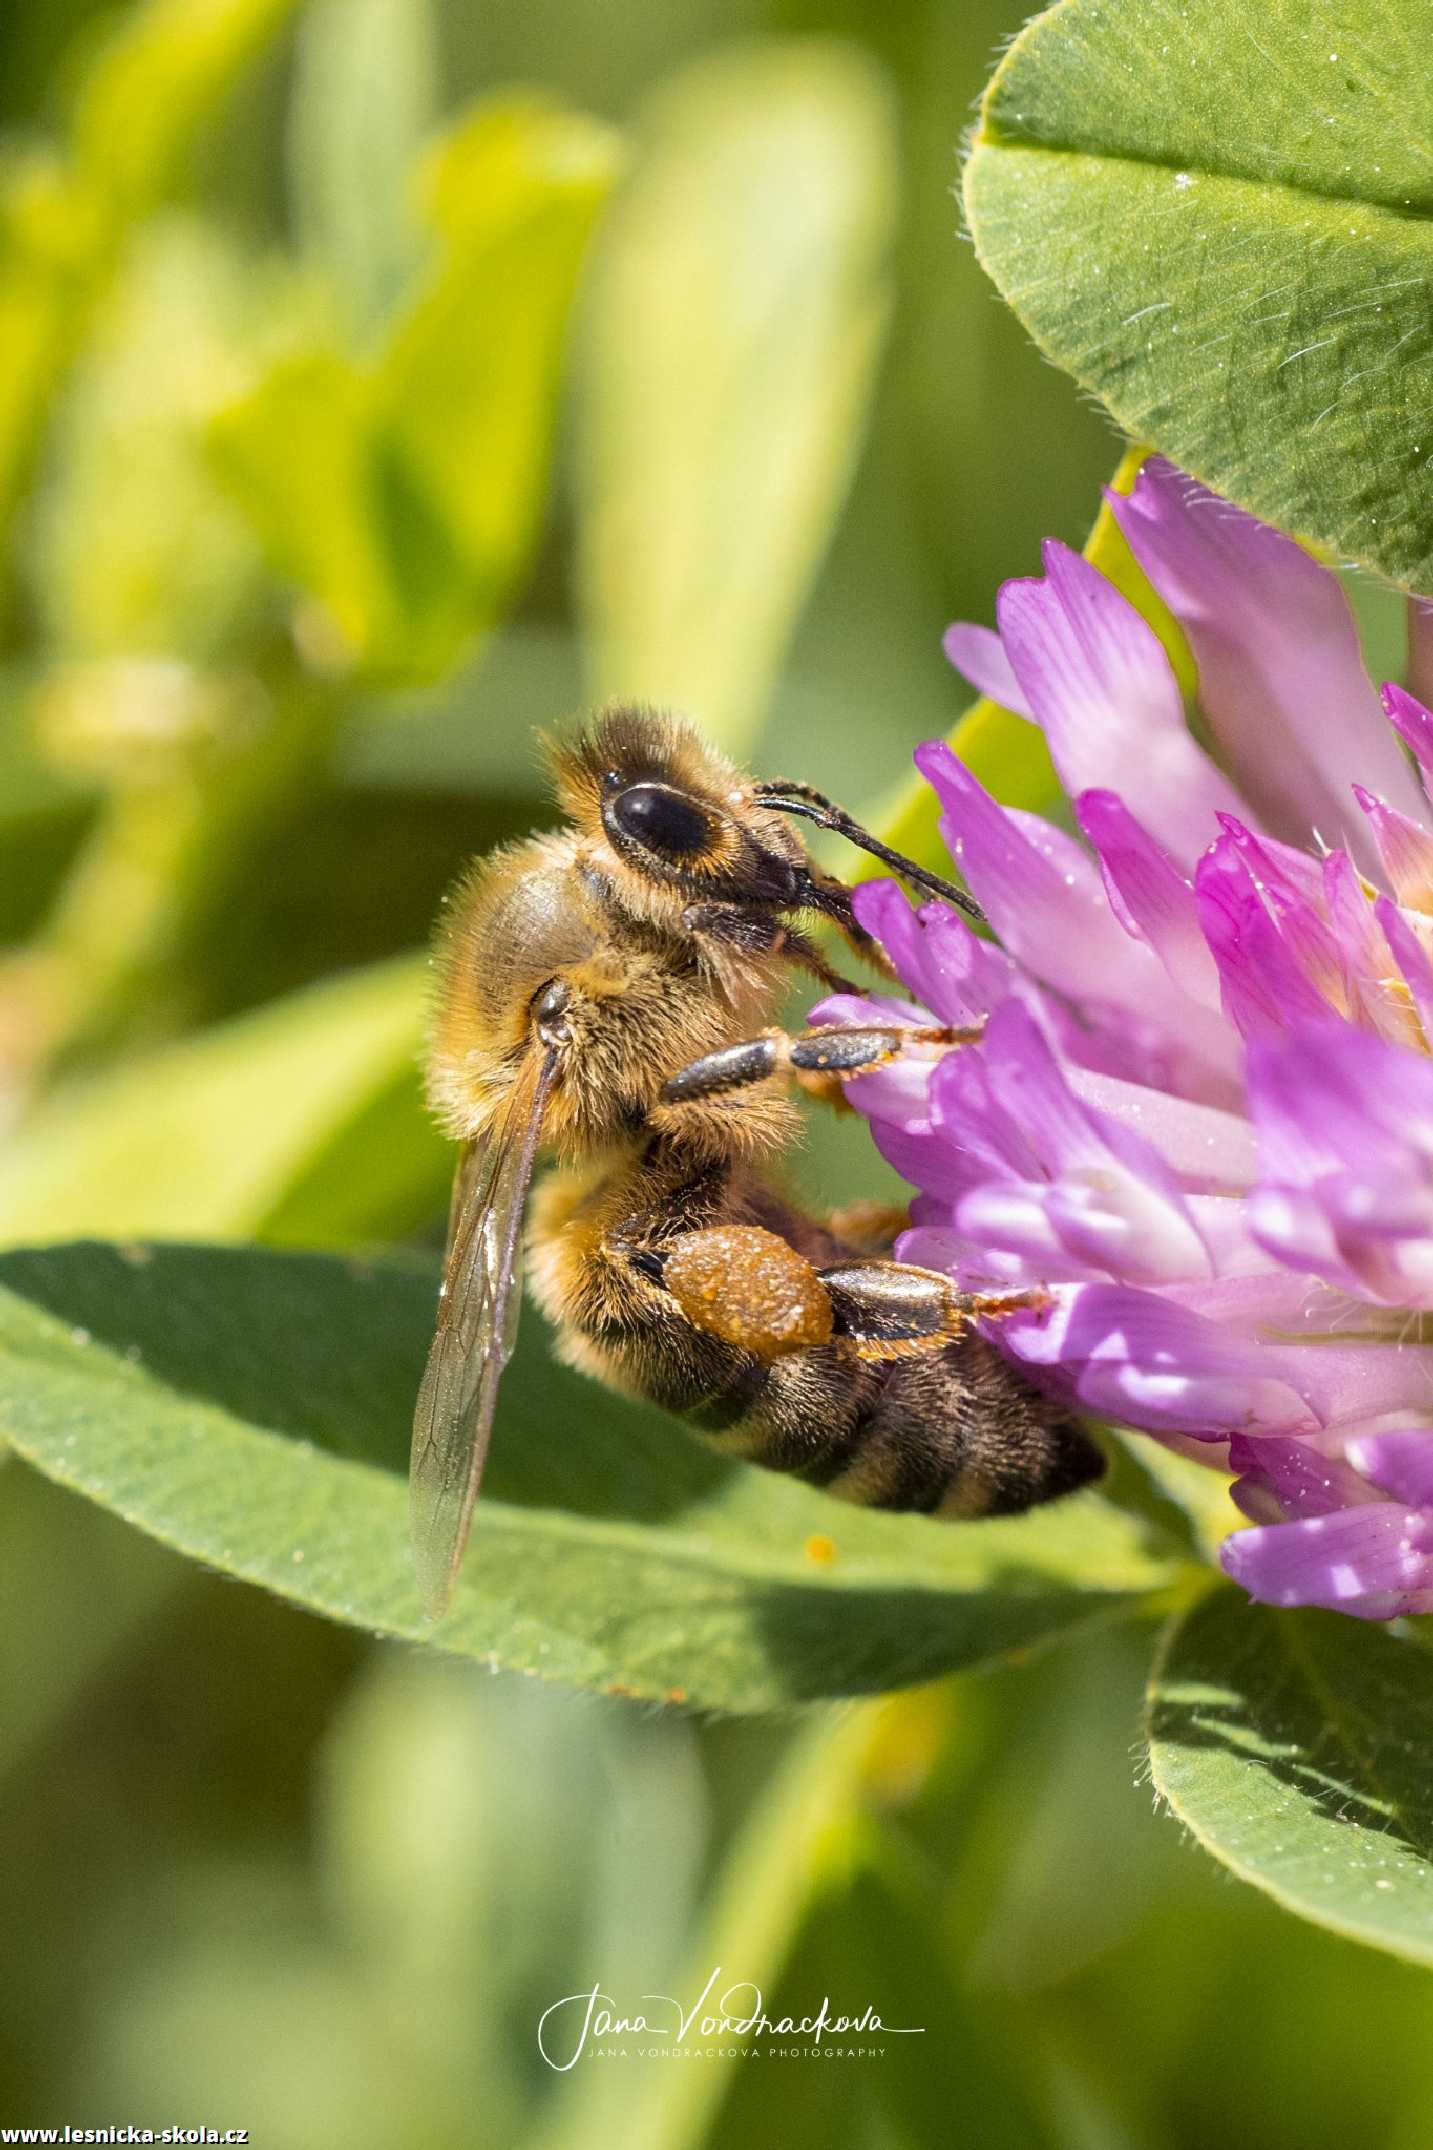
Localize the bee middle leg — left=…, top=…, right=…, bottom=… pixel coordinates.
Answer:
left=661, top=1021, right=983, bottom=1111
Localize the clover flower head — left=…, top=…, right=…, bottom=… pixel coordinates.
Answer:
left=820, top=457, right=1433, bottom=1618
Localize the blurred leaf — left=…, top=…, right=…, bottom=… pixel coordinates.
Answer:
left=543, top=1706, right=883, bottom=2150
left=0, top=0, right=300, bottom=564
left=575, top=40, right=897, bottom=751
left=212, top=95, right=621, bottom=680
left=325, top=1654, right=705, bottom=2148
left=287, top=0, right=438, bottom=339
left=337, top=623, right=581, bottom=796
left=843, top=1835, right=1053, bottom=2150
left=0, top=955, right=436, bottom=1246
left=875, top=446, right=1194, bottom=874
left=71, top=0, right=300, bottom=219
left=964, top=0, right=1433, bottom=593
left=377, top=100, right=620, bottom=619
left=1148, top=1587, right=1433, bottom=1965
left=0, top=1461, right=181, bottom=1782
left=209, top=347, right=398, bottom=660
left=28, top=217, right=307, bottom=660
left=0, top=1242, right=1182, bottom=1712
left=0, top=677, right=95, bottom=945
left=964, top=1621, right=1175, bottom=1994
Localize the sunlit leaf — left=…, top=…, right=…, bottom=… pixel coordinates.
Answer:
left=28, top=218, right=298, bottom=661
left=0, top=0, right=300, bottom=562
left=377, top=97, right=621, bottom=626
left=0, top=957, right=436, bottom=1247
left=575, top=41, right=897, bottom=751
left=209, top=348, right=400, bottom=663
left=0, top=1242, right=1182, bottom=1713
left=965, top=0, right=1433, bottom=592
left=212, top=96, right=621, bottom=680
left=72, top=0, right=300, bottom=218
left=1148, top=1587, right=1433, bottom=1965
left=287, top=0, right=438, bottom=339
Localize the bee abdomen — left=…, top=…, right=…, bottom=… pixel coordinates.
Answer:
left=702, top=1333, right=1103, bottom=1519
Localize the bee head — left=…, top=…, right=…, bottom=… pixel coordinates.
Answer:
left=544, top=704, right=813, bottom=919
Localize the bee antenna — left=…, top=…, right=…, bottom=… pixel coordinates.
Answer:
left=753, top=783, right=986, bottom=924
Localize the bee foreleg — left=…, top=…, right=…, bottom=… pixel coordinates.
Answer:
left=660, top=1022, right=982, bottom=1108
left=681, top=903, right=860, bottom=995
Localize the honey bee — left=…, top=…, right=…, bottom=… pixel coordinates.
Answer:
left=411, top=707, right=1102, bottom=1615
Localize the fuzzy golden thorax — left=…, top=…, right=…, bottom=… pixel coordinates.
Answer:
left=425, top=827, right=787, bottom=1156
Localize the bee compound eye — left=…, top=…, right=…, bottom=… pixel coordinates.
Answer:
left=609, top=782, right=714, bottom=861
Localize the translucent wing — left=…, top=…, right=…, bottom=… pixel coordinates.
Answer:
left=409, top=1055, right=556, bottom=1616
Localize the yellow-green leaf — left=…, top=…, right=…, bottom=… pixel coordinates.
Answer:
left=575, top=41, right=897, bottom=751
left=0, top=956, right=436, bottom=1248
left=965, top=0, right=1433, bottom=593
left=0, top=1242, right=1183, bottom=1712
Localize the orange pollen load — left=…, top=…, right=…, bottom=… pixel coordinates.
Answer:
left=662, top=1226, right=834, bottom=1360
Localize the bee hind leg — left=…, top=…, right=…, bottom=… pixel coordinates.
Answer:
left=635, top=1225, right=1045, bottom=1366
left=817, top=1260, right=1049, bottom=1362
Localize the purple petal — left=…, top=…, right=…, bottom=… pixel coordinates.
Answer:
left=1089, top=1269, right=1433, bottom=1428
left=1195, top=836, right=1336, bottom=1041
left=865, top=1112, right=976, bottom=1205
left=1323, top=857, right=1420, bottom=1048
left=807, top=989, right=931, bottom=1029
left=1220, top=1505, right=1433, bottom=1617
left=914, top=740, right=1167, bottom=1011
left=942, top=622, right=1033, bottom=719
left=1347, top=1428, right=1433, bottom=1507
left=1227, top=1432, right=1377, bottom=1519
left=933, top=1005, right=1216, bottom=1286
left=1044, top=1174, right=1212, bottom=1284
left=1213, top=814, right=1326, bottom=910
left=1245, top=1183, right=1365, bottom=1297
left=1374, top=896, right=1433, bottom=1040
left=994, top=1282, right=1317, bottom=1436
left=924, top=1040, right=1038, bottom=1184
left=848, top=878, right=1016, bottom=1026
left=1354, top=785, right=1433, bottom=908
left=953, top=1186, right=1103, bottom=1281
left=1109, top=460, right=1426, bottom=868
left=994, top=542, right=1245, bottom=867
left=915, top=744, right=1240, bottom=1096
left=1066, top=1066, right=1258, bottom=1191
left=896, top=1220, right=1042, bottom=1292
left=1274, top=1338, right=1433, bottom=1431
left=1247, top=1021, right=1433, bottom=1181
left=1075, top=790, right=1221, bottom=1008
left=1381, top=681, right=1433, bottom=790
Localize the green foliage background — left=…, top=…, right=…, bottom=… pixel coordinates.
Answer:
left=2, top=0, right=1431, bottom=2143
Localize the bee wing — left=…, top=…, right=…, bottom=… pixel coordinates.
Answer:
left=409, top=1054, right=556, bottom=1616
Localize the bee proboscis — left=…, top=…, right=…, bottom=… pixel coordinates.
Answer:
left=411, top=708, right=1102, bottom=1615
